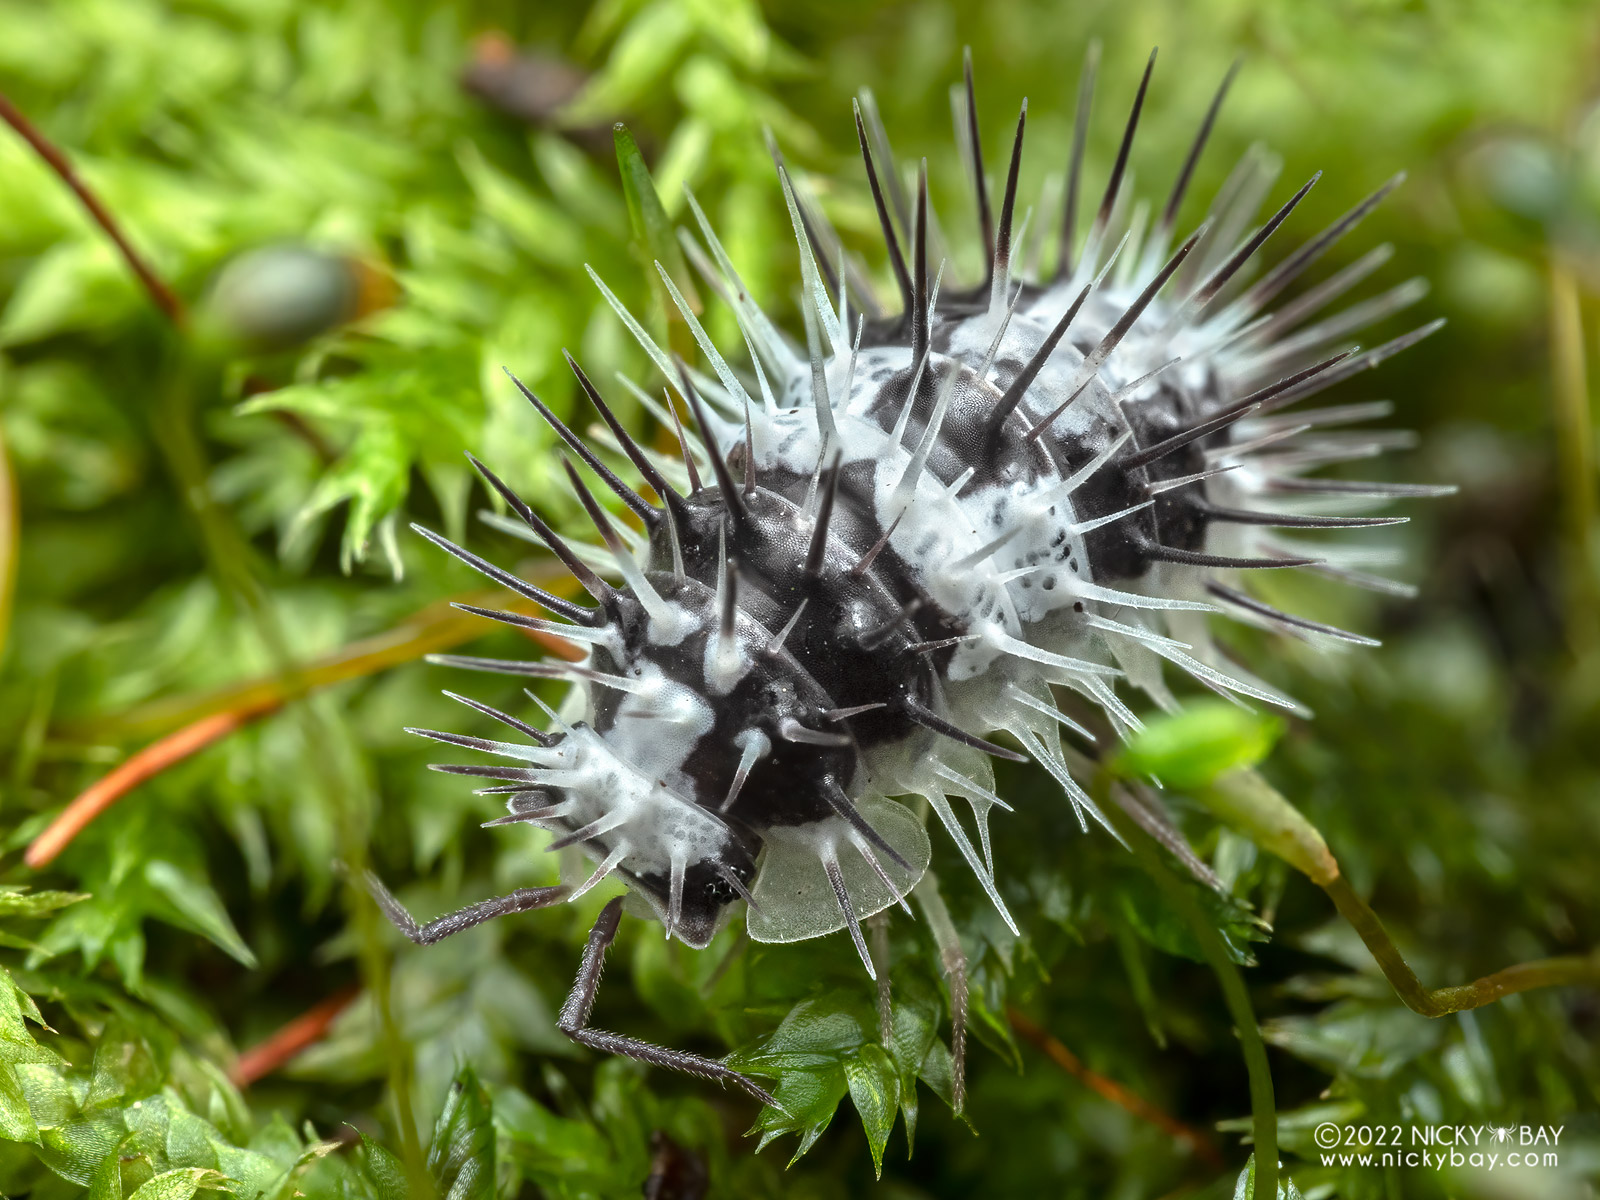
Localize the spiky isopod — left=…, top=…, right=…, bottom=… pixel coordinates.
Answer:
left=366, top=47, right=1449, bottom=1113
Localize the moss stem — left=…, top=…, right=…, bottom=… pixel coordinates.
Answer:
left=1104, top=791, right=1277, bottom=1196
left=1197, top=769, right=1600, bottom=1016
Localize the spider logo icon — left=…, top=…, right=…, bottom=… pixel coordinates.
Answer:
left=1490, top=1126, right=1518, bottom=1145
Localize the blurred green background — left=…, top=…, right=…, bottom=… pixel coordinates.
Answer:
left=0, top=0, right=1598, bottom=1196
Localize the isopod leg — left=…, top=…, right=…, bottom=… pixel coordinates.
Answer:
left=362, top=870, right=567, bottom=944
left=868, top=911, right=893, bottom=1044
left=915, top=871, right=969, bottom=1115
left=559, top=897, right=781, bottom=1110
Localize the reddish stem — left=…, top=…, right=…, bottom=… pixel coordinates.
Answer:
left=25, top=707, right=270, bottom=868
left=1008, top=1007, right=1223, bottom=1168
left=231, top=985, right=361, bottom=1087
left=30, top=591, right=587, bottom=867
left=0, top=89, right=188, bottom=327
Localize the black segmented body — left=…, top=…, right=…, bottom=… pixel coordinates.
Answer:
left=387, top=50, right=1448, bottom=1106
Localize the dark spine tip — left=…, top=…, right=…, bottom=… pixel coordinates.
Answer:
left=902, top=698, right=1028, bottom=762
left=804, top=451, right=843, bottom=579
left=910, top=160, right=930, bottom=364
left=671, top=356, right=748, bottom=529
left=564, top=349, right=680, bottom=511
left=986, top=282, right=1090, bottom=439
left=992, top=99, right=1027, bottom=285
left=410, top=522, right=597, bottom=625
left=855, top=99, right=913, bottom=314
left=1027, top=229, right=1199, bottom=446
left=1193, top=171, right=1320, bottom=309
left=1243, top=172, right=1407, bottom=313
left=465, top=452, right=611, bottom=602
left=1057, top=39, right=1100, bottom=279
left=501, top=366, right=659, bottom=525
left=560, top=455, right=626, bottom=561
left=1097, top=47, right=1157, bottom=230
left=962, top=46, right=993, bottom=271
left=1135, top=539, right=1321, bottom=570
left=1122, top=349, right=1355, bottom=470
left=1159, top=57, right=1240, bottom=233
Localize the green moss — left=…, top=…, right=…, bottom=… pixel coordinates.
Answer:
left=2, top=1, right=1598, bottom=1196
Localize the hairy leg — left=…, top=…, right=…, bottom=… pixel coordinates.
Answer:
left=362, top=870, right=567, bottom=944
left=915, top=871, right=969, bottom=1114
left=868, top=911, right=893, bottom=1044
left=560, top=897, right=780, bottom=1110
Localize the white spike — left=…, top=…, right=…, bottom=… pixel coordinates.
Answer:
left=932, top=763, right=1012, bottom=874
left=778, top=716, right=851, bottom=748
left=655, top=263, right=757, bottom=415
left=1071, top=226, right=1130, bottom=296
left=1114, top=200, right=1151, bottom=289
left=777, top=164, right=844, bottom=350
left=851, top=837, right=913, bottom=917
left=587, top=266, right=674, bottom=381
left=927, top=258, right=946, bottom=318
left=1144, top=638, right=1301, bottom=709
left=1204, top=423, right=1311, bottom=463
left=682, top=186, right=798, bottom=372
left=1144, top=463, right=1241, bottom=495
left=801, top=442, right=827, bottom=517
left=1065, top=579, right=1222, bottom=613
left=924, top=789, right=1019, bottom=935
left=1110, top=357, right=1182, bottom=404
left=952, top=525, right=1026, bottom=572
left=1251, top=400, right=1394, bottom=431
left=707, top=527, right=743, bottom=692
left=992, top=630, right=1120, bottom=677
left=1246, top=277, right=1430, bottom=372
left=892, top=359, right=961, bottom=506
left=1037, top=431, right=1132, bottom=503
left=1069, top=499, right=1154, bottom=536
left=569, top=842, right=629, bottom=902
left=1051, top=232, right=1156, bottom=407
left=822, top=850, right=875, bottom=978
left=720, top=729, right=770, bottom=812
left=765, top=598, right=808, bottom=656
left=675, top=230, right=787, bottom=423
left=1011, top=724, right=1121, bottom=841
left=1010, top=202, right=1035, bottom=290
left=801, top=289, right=838, bottom=447
left=1076, top=675, right=1145, bottom=735
left=1085, top=612, right=1191, bottom=650
left=841, top=314, right=864, bottom=410
left=995, top=566, right=1040, bottom=585
left=932, top=764, right=1014, bottom=814
left=1002, top=683, right=1096, bottom=743
left=1246, top=242, right=1396, bottom=347
left=944, top=466, right=976, bottom=500
left=890, top=345, right=933, bottom=448
left=524, top=689, right=575, bottom=736
left=532, top=665, right=648, bottom=697
left=979, top=279, right=1026, bottom=380
left=666, top=850, right=686, bottom=941
left=837, top=245, right=849, bottom=330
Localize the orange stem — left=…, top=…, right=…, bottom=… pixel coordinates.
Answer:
left=26, top=709, right=258, bottom=868
left=32, top=590, right=587, bottom=867
left=74, top=585, right=584, bottom=741
left=231, top=985, right=361, bottom=1087
left=0, top=90, right=188, bottom=328
left=1008, top=1007, right=1223, bottom=1168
